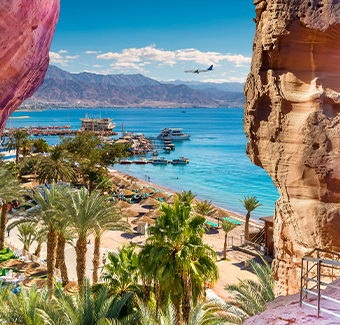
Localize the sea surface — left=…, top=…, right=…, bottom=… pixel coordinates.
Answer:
left=6, top=108, right=279, bottom=220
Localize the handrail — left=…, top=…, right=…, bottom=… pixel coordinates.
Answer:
left=300, top=248, right=340, bottom=318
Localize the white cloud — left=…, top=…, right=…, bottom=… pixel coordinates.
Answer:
left=221, top=72, right=227, bottom=76
left=65, top=55, right=80, bottom=59
left=58, top=50, right=68, bottom=53
left=49, top=52, right=69, bottom=66
left=93, top=65, right=103, bottom=68
left=229, top=76, right=246, bottom=82
left=85, top=50, right=101, bottom=54
left=97, top=45, right=251, bottom=68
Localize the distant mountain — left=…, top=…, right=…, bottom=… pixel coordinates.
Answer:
left=165, top=80, right=245, bottom=92
left=21, top=65, right=245, bottom=108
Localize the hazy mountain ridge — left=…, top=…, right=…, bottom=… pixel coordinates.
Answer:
left=22, top=66, right=245, bottom=108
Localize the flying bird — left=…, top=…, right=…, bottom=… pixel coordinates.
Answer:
left=184, top=65, right=213, bottom=74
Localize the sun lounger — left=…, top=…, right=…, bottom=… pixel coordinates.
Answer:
left=222, top=217, right=242, bottom=225
left=205, top=220, right=218, bottom=227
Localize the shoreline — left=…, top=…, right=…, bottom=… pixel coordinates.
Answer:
left=109, top=168, right=263, bottom=228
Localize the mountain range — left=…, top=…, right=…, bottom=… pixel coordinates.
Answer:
left=22, top=65, right=245, bottom=109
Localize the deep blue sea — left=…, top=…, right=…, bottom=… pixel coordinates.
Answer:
left=7, top=108, right=279, bottom=220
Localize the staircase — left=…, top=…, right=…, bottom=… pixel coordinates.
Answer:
left=251, top=227, right=265, bottom=245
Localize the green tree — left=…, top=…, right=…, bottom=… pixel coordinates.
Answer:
left=20, top=156, right=40, bottom=176
left=0, top=168, right=22, bottom=250
left=224, top=259, right=275, bottom=324
left=239, top=195, right=263, bottom=241
left=177, top=190, right=196, bottom=207
left=33, top=226, right=48, bottom=258
left=221, top=220, right=238, bottom=260
left=101, top=245, right=140, bottom=297
left=195, top=200, right=213, bottom=217
left=5, top=129, right=29, bottom=164
left=17, top=223, right=35, bottom=251
left=37, top=146, right=76, bottom=184
left=33, top=138, right=50, bottom=153
left=139, top=198, right=219, bottom=323
left=21, top=138, right=33, bottom=158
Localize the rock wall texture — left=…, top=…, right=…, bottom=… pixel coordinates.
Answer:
left=244, top=0, right=340, bottom=295
left=0, top=0, right=60, bottom=135
left=243, top=279, right=340, bottom=324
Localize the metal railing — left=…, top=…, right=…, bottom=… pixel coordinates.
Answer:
left=300, top=248, right=340, bottom=318
left=228, top=236, right=268, bottom=257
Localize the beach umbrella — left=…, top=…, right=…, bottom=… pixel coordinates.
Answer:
left=123, top=174, right=132, bottom=179
left=166, top=195, right=176, bottom=204
left=138, top=187, right=154, bottom=195
left=15, top=262, right=40, bottom=272
left=113, top=201, right=132, bottom=209
left=121, top=189, right=135, bottom=197
left=0, top=259, right=25, bottom=269
left=140, top=197, right=159, bottom=210
left=20, top=182, right=34, bottom=189
left=64, top=281, right=79, bottom=295
left=208, top=208, right=229, bottom=226
left=25, top=267, right=47, bottom=278
left=117, top=179, right=130, bottom=187
left=122, top=208, right=139, bottom=219
left=131, top=177, right=140, bottom=182
left=151, top=192, right=168, bottom=200
left=22, top=278, right=47, bottom=290
left=131, top=215, right=155, bottom=225
left=127, top=183, right=141, bottom=191
left=143, top=209, right=163, bottom=219
left=110, top=176, right=122, bottom=184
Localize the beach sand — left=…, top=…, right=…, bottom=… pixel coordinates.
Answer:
left=90, top=168, right=265, bottom=300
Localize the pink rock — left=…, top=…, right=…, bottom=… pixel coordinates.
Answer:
left=0, top=0, right=60, bottom=135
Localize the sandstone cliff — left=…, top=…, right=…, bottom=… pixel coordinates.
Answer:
left=244, top=0, right=340, bottom=295
left=0, top=0, right=60, bottom=135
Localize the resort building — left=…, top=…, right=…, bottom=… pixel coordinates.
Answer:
left=79, top=117, right=116, bottom=132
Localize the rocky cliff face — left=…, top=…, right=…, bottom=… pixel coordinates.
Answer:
left=244, top=0, right=340, bottom=295
left=0, top=0, right=60, bottom=134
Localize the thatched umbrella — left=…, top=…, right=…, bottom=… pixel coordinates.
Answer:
left=208, top=208, right=229, bottom=226
left=118, top=179, right=131, bottom=187
left=113, top=201, right=132, bottom=209
left=122, top=208, right=139, bottom=222
left=140, top=197, right=159, bottom=210
left=16, top=262, right=40, bottom=272
left=20, top=182, right=34, bottom=189
left=110, top=176, right=122, bottom=184
left=131, top=215, right=156, bottom=225
left=143, top=209, right=163, bottom=219
left=24, top=267, right=47, bottom=278
left=151, top=192, right=168, bottom=200
left=0, top=259, right=25, bottom=269
left=131, top=177, right=140, bottom=182
left=64, top=281, right=79, bottom=295
left=123, top=174, right=132, bottom=179
left=122, top=189, right=135, bottom=197
left=127, top=183, right=141, bottom=191
left=166, top=195, right=176, bottom=204
left=138, top=187, right=154, bottom=195
left=22, top=278, right=47, bottom=290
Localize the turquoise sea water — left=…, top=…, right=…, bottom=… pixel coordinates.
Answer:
left=6, top=108, right=279, bottom=220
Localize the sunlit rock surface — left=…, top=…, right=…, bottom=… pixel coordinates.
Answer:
left=0, top=0, right=60, bottom=135
left=244, top=0, right=340, bottom=295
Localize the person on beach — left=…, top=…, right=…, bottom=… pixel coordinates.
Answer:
left=7, top=228, right=9, bottom=237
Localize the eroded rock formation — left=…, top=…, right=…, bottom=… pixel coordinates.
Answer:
left=244, top=0, right=340, bottom=295
left=0, top=0, right=60, bottom=135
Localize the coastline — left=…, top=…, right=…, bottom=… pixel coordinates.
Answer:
left=109, top=168, right=264, bottom=228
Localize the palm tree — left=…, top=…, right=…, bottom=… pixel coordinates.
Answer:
left=5, top=129, right=29, bottom=164
left=221, top=220, right=238, bottom=260
left=176, top=190, right=196, bottom=207
left=101, top=245, right=140, bottom=297
left=41, top=278, right=138, bottom=325
left=96, top=176, right=114, bottom=194
left=195, top=200, right=213, bottom=217
left=33, top=226, right=47, bottom=258
left=139, top=198, right=219, bottom=323
left=17, top=223, right=35, bottom=251
left=92, top=210, right=130, bottom=284
left=21, top=138, right=33, bottom=158
left=8, top=184, right=69, bottom=293
left=223, top=258, right=275, bottom=323
left=0, top=168, right=22, bottom=250
left=239, top=195, right=263, bottom=240
left=37, top=146, right=77, bottom=184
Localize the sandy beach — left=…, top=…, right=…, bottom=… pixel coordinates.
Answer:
left=90, top=168, right=265, bottom=300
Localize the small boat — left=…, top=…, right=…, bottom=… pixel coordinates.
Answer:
left=171, top=157, right=189, bottom=165
left=120, top=159, right=132, bottom=164
left=133, top=159, right=147, bottom=165
left=157, top=128, right=191, bottom=140
left=151, top=157, right=168, bottom=165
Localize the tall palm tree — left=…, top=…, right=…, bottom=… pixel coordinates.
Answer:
left=0, top=168, right=22, bottom=250
left=37, top=146, right=77, bottom=184
left=92, top=210, right=130, bottom=284
left=17, top=223, right=35, bottom=251
left=59, top=188, right=129, bottom=289
left=139, top=198, right=219, bottom=324
left=33, top=226, right=47, bottom=258
left=21, top=138, right=33, bottom=159
left=176, top=190, right=196, bottom=207
left=223, top=258, right=275, bottom=324
left=239, top=195, right=262, bottom=240
left=221, top=220, right=238, bottom=260
left=8, top=184, right=69, bottom=293
left=195, top=200, right=213, bottom=217
left=5, top=129, right=29, bottom=164
left=101, top=245, right=140, bottom=297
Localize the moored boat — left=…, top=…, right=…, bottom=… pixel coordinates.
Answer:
left=151, top=157, right=168, bottom=165
left=171, top=157, right=189, bottom=165
left=157, top=128, right=191, bottom=140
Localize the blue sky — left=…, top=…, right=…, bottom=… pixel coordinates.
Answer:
left=49, top=0, right=255, bottom=83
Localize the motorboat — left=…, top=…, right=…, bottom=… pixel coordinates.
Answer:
left=151, top=157, right=168, bottom=165
left=157, top=128, right=191, bottom=140
left=133, top=158, right=147, bottom=165
left=119, top=159, right=132, bottom=164
left=171, top=157, right=189, bottom=165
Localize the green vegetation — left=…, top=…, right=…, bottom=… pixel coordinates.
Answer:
left=5, top=129, right=29, bottom=164
left=221, top=220, right=238, bottom=260
left=239, top=195, right=262, bottom=241
left=0, top=249, right=15, bottom=264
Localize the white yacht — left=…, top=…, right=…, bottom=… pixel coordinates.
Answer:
left=151, top=157, right=168, bottom=165
left=157, top=128, right=191, bottom=140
